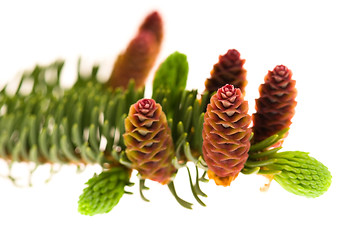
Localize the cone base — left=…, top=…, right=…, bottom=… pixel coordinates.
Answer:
left=207, top=170, right=239, bottom=186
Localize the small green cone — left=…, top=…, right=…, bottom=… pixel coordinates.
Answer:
left=78, top=167, right=131, bottom=216
left=271, top=151, right=332, bottom=198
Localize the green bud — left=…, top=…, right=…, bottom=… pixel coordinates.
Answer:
left=271, top=151, right=332, bottom=198
left=78, top=167, right=131, bottom=216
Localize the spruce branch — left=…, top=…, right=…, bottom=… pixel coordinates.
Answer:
left=0, top=21, right=332, bottom=213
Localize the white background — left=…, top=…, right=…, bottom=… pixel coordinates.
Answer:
left=0, top=0, right=360, bottom=239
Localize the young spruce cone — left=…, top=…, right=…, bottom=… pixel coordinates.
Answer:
left=123, top=99, right=176, bottom=184
left=252, top=65, right=297, bottom=143
left=78, top=167, right=131, bottom=216
left=204, top=49, right=247, bottom=94
left=138, top=11, right=163, bottom=43
left=108, top=11, right=163, bottom=89
left=271, top=151, right=332, bottom=198
left=202, top=84, right=252, bottom=186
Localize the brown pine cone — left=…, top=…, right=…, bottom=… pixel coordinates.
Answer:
left=123, top=99, right=176, bottom=184
left=204, top=49, right=247, bottom=95
left=252, top=65, right=297, bottom=143
left=202, top=84, right=251, bottom=186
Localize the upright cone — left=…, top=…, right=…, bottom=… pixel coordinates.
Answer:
left=252, top=65, right=297, bottom=143
left=205, top=49, right=247, bottom=95
left=123, top=99, right=176, bottom=184
left=108, top=11, right=163, bottom=89
left=139, top=11, right=163, bottom=43
left=202, top=84, right=251, bottom=186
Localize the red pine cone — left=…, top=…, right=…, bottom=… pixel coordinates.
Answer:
left=205, top=49, right=247, bottom=95
left=202, top=84, right=252, bottom=186
left=252, top=65, right=297, bottom=143
left=139, top=11, right=163, bottom=43
left=108, top=11, right=163, bottom=89
left=123, top=99, right=176, bottom=185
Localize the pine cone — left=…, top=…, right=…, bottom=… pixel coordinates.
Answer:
left=139, top=11, right=163, bottom=43
left=202, top=84, right=251, bottom=186
left=123, top=99, right=176, bottom=184
left=252, top=65, right=297, bottom=143
left=205, top=49, right=247, bottom=94
left=108, top=11, right=163, bottom=89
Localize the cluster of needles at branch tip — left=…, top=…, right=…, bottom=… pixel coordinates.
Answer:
left=0, top=10, right=331, bottom=214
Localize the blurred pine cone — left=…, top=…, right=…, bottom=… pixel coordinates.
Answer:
left=139, top=11, right=163, bottom=43
left=252, top=65, right=297, bottom=143
left=123, top=99, right=176, bottom=184
left=205, top=49, right=247, bottom=94
left=108, top=11, right=163, bottom=89
left=202, top=84, right=251, bottom=186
